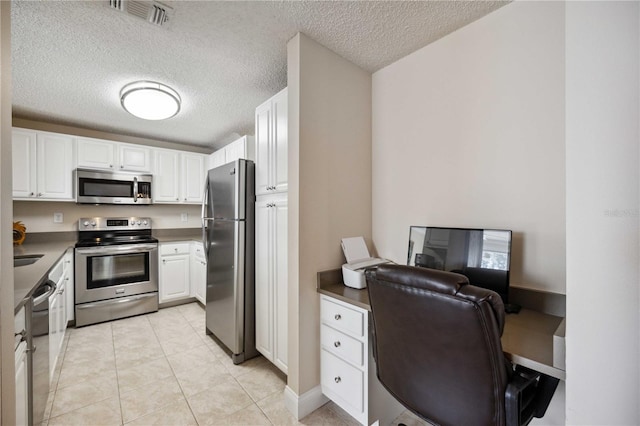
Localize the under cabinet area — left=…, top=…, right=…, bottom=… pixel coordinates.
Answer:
left=320, top=295, right=404, bottom=426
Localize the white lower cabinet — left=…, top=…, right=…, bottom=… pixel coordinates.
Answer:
left=159, top=242, right=191, bottom=303
left=64, top=249, right=74, bottom=323
left=49, top=257, right=67, bottom=384
left=255, top=194, right=288, bottom=374
left=320, top=295, right=404, bottom=426
left=190, top=242, right=207, bottom=304
left=15, top=307, right=28, bottom=426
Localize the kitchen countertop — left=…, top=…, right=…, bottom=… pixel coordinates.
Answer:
left=13, top=240, right=75, bottom=312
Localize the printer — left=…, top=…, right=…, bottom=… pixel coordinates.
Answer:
left=341, top=236, right=389, bottom=289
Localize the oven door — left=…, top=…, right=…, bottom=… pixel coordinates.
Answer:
left=75, top=243, right=158, bottom=304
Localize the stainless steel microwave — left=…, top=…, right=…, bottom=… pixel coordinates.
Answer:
left=75, top=169, right=152, bottom=205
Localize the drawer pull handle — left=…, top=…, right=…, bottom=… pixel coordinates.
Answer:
left=334, top=314, right=341, bottom=320
left=334, top=341, right=341, bottom=348
left=334, top=376, right=341, bottom=384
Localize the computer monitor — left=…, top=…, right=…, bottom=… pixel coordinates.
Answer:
left=407, top=226, right=516, bottom=311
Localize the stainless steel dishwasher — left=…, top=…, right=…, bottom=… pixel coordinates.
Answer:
left=29, top=278, right=56, bottom=425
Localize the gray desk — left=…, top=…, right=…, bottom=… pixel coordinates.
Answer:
left=317, top=269, right=566, bottom=381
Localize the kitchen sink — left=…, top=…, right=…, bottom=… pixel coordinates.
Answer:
left=14, top=254, right=44, bottom=267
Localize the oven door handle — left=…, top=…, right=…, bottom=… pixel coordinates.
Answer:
left=75, top=244, right=158, bottom=255
left=76, top=293, right=157, bottom=310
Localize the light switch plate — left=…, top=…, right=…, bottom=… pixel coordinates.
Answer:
left=181, top=213, right=188, bottom=222
left=53, top=212, right=63, bottom=223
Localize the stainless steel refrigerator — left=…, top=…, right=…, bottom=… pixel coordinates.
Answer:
left=201, top=159, right=258, bottom=364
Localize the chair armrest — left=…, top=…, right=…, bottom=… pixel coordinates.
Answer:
left=506, top=367, right=540, bottom=426
left=505, top=366, right=560, bottom=426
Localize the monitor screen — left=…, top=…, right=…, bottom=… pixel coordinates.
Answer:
left=407, top=226, right=512, bottom=304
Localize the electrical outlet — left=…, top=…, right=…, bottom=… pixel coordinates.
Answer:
left=181, top=213, right=188, bottom=222
left=53, top=212, right=63, bottom=223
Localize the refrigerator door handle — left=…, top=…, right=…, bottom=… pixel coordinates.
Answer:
left=202, top=178, right=210, bottom=259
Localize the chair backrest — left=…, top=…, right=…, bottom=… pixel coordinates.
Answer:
left=366, top=264, right=510, bottom=426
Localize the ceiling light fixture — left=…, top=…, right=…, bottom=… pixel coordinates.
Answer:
left=120, top=81, right=181, bottom=120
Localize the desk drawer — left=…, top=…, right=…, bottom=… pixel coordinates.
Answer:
left=321, top=349, right=364, bottom=414
left=321, top=297, right=365, bottom=338
left=321, top=324, right=364, bottom=367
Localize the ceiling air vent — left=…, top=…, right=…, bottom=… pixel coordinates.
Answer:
left=107, top=0, right=174, bottom=28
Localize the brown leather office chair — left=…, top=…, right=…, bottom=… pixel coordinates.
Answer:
left=365, top=265, right=558, bottom=426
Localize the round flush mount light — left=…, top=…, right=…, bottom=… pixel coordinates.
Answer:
left=120, top=81, right=181, bottom=120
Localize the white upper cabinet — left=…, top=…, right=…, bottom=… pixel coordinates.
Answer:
left=255, top=88, right=287, bottom=196
left=154, top=149, right=205, bottom=204
left=208, top=135, right=255, bottom=171
left=182, top=153, right=206, bottom=203
left=12, top=129, right=37, bottom=199
left=77, top=137, right=152, bottom=172
left=225, top=135, right=255, bottom=164
left=153, top=149, right=181, bottom=202
left=12, top=128, right=75, bottom=201
left=118, top=144, right=152, bottom=172
left=209, top=149, right=226, bottom=170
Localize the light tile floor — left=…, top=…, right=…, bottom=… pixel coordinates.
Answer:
left=43, top=302, right=426, bottom=426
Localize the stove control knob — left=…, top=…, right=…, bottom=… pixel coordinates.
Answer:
left=130, top=220, right=135, bottom=225
left=83, top=221, right=89, bottom=227
left=90, top=221, right=96, bottom=227
left=136, top=220, right=141, bottom=225
left=142, top=220, right=148, bottom=226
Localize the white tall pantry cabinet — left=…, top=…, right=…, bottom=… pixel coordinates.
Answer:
left=255, top=88, right=288, bottom=374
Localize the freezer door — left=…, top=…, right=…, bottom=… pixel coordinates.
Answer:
left=208, top=160, right=246, bottom=220
left=206, top=220, right=245, bottom=354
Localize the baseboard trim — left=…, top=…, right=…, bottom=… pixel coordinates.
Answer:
left=284, top=385, right=329, bottom=420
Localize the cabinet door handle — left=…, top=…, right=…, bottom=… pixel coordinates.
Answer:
left=163, top=259, right=166, bottom=264
left=37, top=193, right=42, bottom=197
left=334, top=341, right=341, bottom=348
left=334, top=376, right=341, bottom=384
left=334, top=314, right=341, bottom=321
left=29, top=192, right=34, bottom=196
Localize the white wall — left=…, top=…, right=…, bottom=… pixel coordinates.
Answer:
left=13, top=201, right=202, bottom=233
left=565, top=2, right=639, bottom=424
left=371, top=2, right=567, bottom=424
left=372, top=1, right=566, bottom=294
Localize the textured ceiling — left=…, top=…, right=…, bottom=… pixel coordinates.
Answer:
left=11, top=0, right=508, bottom=150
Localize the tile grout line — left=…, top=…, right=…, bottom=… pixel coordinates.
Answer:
left=112, top=321, right=126, bottom=426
